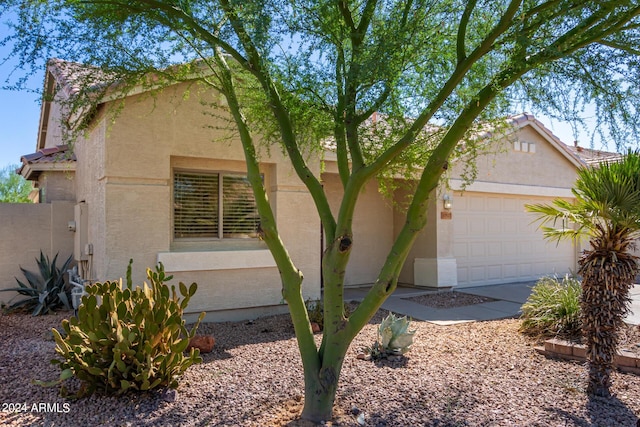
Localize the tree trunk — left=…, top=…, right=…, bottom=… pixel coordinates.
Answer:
left=300, top=359, right=344, bottom=422
left=296, top=236, right=353, bottom=423
left=579, top=246, right=636, bottom=397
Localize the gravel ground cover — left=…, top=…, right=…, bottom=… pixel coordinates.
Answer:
left=403, top=291, right=496, bottom=308
left=1, top=302, right=639, bottom=426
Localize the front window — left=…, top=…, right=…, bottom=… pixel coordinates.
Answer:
left=174, top=171, right=259, bottom=239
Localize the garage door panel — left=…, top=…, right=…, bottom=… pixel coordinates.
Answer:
left=487, top=219, right=501, bottom=233
left=469, top=197, right=486, bottom=211
left=487, top=242, right=501, bottom=257
left=487, top=265, right=502, bottom=280
left=550, top=258, right=573, bottom=272
left=539, top=241, right=556, bottom=254
left=470, top=242, right=486, bottom=257
left=469, top=221, right=485, bottom=235
left=518, top=263, right=532, bottom=276
left=503, top=241, right=517, bottom=254
left=503, top=220, right=518, bottom=233
left=457, top=196, right=470, bottom=210
left=518, top=221, right=535, bottom=233
left=485, top=197, right=502, bottom=211
left=453, top=242, right=468, bottom=257
left=517, top=241, right=531, bottom=255
left=454, top=192, right=574, bottom=287
left=457, top=267, right=469, bottom=283
left=469, top=266, right=487, bottom=282
left=503, top=198, right=521, bottom=211
left=456, top=221, right=469, bottom=235
left=532, top=261, right=547, bottom=272
left=503, top=264, right=518, bottom=278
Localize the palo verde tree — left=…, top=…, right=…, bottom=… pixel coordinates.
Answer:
left=3, top=1, right=640, bottom=422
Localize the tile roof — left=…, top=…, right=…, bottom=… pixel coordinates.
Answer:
left=563, top=144, right=624, bottom=166
left=17, top=145, right=76, bottom=179
left=47, top=58, right=114, bottom=98
left=20, top=144, right=75, bottom=164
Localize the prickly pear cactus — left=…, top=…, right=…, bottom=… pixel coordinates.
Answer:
left=50, top=261, right=204, bottom=397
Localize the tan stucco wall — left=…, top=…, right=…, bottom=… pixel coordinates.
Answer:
left=73, top=82, right=320, bottom=314
left=41, top=84, right=68, bottom=149
left=168, top=267, right=283, bottom=313
left=0, top=201, right=74, bottom=300
left=395, top=187, right=439, bottom=284
left=38, top=171, right=76, bottom=203
left=46, top=74, right=584, bottom=310
left=450, top=124, right=579, bottom=189
left=325, top=124, right=581, bottom=289
left=74, top=118, right=107, bottom=281
left=322, top=173, right=395, bottom=286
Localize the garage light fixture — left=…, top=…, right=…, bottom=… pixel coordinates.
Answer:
left=443, top=194, right=452, bottom=210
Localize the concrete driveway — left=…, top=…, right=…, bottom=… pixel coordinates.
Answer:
left=345, top=282, right=640, bottom=326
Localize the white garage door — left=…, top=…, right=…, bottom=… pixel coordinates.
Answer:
left=453, top=192, right=576, bottom=287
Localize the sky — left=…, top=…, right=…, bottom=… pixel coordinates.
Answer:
left=0, top=85, right=40, bottom=170
left=0, top=33, right=42, bottom=171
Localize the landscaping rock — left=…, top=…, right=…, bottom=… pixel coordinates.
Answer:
left=187, top=335, right=215, bottom=353
left=3, top=307, right=640, bottom=426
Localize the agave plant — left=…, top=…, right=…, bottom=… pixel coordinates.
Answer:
left=365, top=313, right=416, bottom=360
left=1, top=251, right=73, bottom=316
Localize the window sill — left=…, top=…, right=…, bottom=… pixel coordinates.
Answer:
left=158, top=248, right=276, bottom=272
left=170, top=239, right=267, bottom=252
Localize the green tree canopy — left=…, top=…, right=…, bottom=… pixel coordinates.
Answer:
left=0, top=164, right=33, bottom=203
left=2, top=0, right=640, bottom=422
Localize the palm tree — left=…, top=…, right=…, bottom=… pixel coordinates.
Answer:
left=526, top=151, right=640, bottom=397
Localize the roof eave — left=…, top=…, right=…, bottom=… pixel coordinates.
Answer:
left=18, top=161, right=76, bottom=181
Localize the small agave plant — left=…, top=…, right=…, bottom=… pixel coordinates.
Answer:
left=365, top=313, right=416, bottom=360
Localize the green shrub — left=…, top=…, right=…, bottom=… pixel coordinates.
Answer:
left=305, top=298, right=324, bottom=330
left=365, top=312, right=416, bottom=360
left=519, top=275, right=582, bottom=339
left=1, top=251, right=73, bottom=315
left=305, top=298, right=351, bottom=331
left=50, top=261, right=204, bottom=397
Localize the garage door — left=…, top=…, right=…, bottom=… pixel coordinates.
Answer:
left=453, top=192, right=576, bottom=287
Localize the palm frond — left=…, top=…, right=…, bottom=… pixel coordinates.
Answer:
left=538, top=226, right=583, bottom=242
left=525, top=201, right=589, bottom=242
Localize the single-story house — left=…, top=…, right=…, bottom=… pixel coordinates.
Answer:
left=17, top=59, right=599, bottom=321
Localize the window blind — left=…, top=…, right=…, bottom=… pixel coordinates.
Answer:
left=222, top=175, right=260, bottom=238
left=174, top=172, right=259, bottom=239
left=174, top=172, right=219, bottom=238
